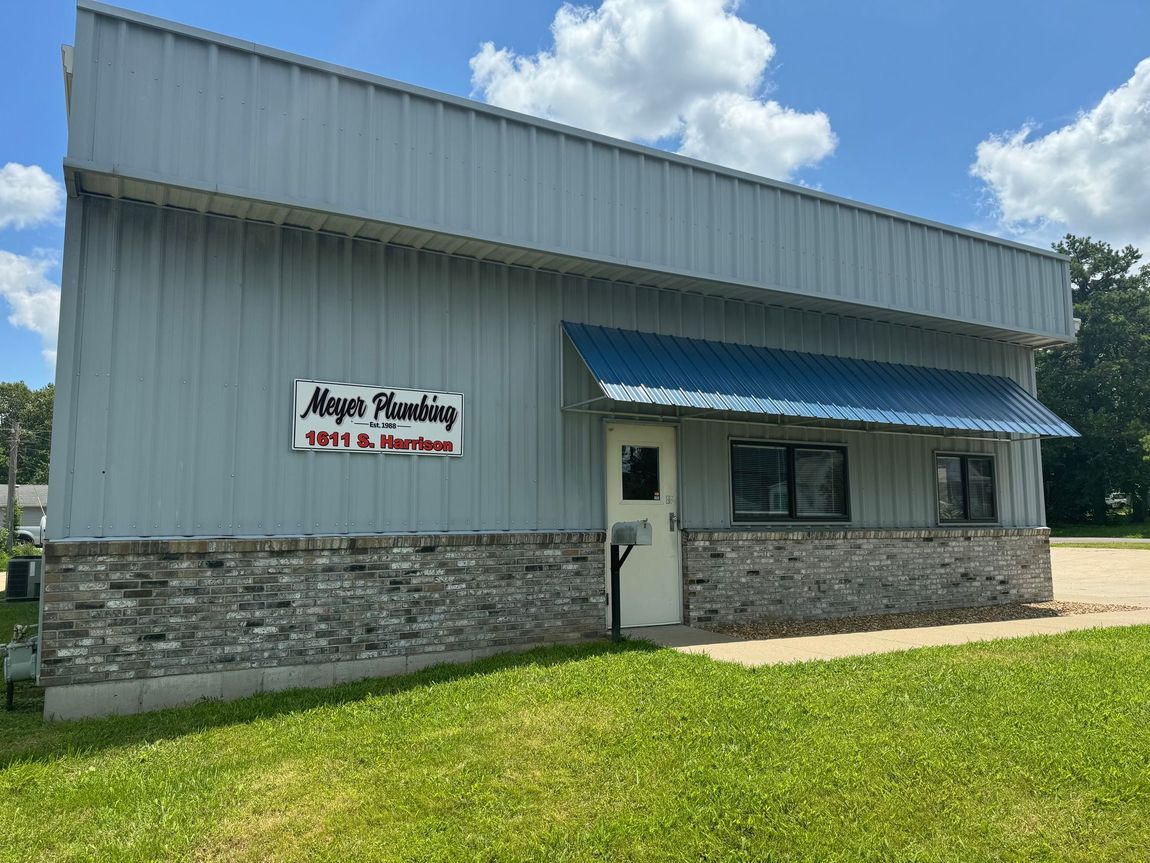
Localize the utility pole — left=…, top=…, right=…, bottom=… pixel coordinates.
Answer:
left=5, top=421, right=18, bottom=555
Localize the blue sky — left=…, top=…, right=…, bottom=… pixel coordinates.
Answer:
left=3, top=0, right=1149, bottom=389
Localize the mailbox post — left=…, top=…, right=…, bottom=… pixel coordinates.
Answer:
left=608, top=519, right=652, bottom=642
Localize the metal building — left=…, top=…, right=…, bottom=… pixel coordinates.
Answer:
left=41, top=1, right=1077, bottom=718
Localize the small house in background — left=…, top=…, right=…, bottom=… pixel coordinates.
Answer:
left=0, top=484, right=48, bottom=532
left=40, top=1, right=1078, bottom=719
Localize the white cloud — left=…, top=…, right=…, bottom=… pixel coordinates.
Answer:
left=0, top=163, right=65, bottom=230
left=971, top=58, right=1150, bottom=252
left=679, top=93, right=835, bottom=182
left=469, top=0, right=835, bottom=180
left=0, top=250, right=60, bottom=366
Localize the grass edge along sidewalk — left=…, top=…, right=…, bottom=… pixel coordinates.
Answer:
left=1050, top=521, right=1150, bottom=539
left=4, top=625, right=1150, bottom=862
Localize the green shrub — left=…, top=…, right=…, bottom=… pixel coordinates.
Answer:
left=9, top=542, right=40, bottom=558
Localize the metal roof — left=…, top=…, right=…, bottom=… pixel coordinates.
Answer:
left=65, top=2, right=1076, bottom=347
left=72, top=1, right=1067, bottom=263
left=562, top=322, right=1079, bottom=439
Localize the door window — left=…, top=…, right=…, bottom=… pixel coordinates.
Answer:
left=621, top=445, right=661, bottom=500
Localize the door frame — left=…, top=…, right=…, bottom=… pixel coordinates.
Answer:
left=601, top=417, right=684, bottom=627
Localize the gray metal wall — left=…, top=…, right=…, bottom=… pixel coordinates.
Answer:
left=681, top=424, right=1041, bottom=530
left=49, top=196, right=1046, bottom=540
left=67, top=2, right=1073, bottom=344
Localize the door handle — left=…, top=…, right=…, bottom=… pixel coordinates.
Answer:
left=669, top=511, right=678, bottom=531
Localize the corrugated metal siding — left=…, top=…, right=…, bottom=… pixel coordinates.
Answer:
left=680, top=424, right=1044, bottom=530
left=66, top=3, right=1074, bottom=343
left=51, top=197, right=1047, bottom=539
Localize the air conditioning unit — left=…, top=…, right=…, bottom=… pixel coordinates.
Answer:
left=5, top=557, right=42, bottom=602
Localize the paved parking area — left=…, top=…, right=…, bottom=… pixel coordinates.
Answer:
left=1051, top=547, right=1150, bottom=604
left=633, top=547, right=1150, bottom=665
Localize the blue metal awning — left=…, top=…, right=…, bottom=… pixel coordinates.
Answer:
left=561, top=321, right=1078, bottom=438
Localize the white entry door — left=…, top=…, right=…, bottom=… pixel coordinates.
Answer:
left=605, top=423, right=681, bottom=627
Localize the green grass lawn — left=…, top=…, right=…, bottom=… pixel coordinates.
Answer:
left=4, top=627, right=1150, bottom=862
left=1050, top=522, right=1150, bottom=538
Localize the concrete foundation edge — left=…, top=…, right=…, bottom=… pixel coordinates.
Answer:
left=42, top=637, right=588, bottom=720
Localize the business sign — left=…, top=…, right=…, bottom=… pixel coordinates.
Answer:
left=293, top=379, right=464, bottom=456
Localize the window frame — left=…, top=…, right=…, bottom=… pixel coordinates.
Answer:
left=728, top=439, right=851, bottom=524
left=934, top=452, right=999, bottom=525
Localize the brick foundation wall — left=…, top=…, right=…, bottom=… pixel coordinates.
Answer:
left=40, top=532, right=606, bottom=706
left=682, top=528, right=1051, bottom=626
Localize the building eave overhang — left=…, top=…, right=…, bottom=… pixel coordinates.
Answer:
left=66, top=163, right=1077, bottom=349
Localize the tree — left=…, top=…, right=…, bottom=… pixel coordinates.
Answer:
left=0, top=382, right=55, bottom=485
left=1037, top=236, right=1150, bottom=523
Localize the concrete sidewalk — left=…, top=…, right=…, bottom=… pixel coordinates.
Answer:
left=1051, top=536, right=1150, bottom=544
left=628, top=609, right=1150, bottom=666
left=629, top=546, right=1150, bottom=666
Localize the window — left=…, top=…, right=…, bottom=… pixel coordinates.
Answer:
left=936, top=454, right=997, bottom=523
left=730, top=441, right=849, bottom=522
left=621, top=445, right=661, bottom=500
left=731, top=444, right=789, bottom=519
left=795, top=448, right=847, bottom=518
